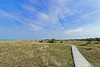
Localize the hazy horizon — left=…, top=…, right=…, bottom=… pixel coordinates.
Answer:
left=0, top=0, right=100, bottom=40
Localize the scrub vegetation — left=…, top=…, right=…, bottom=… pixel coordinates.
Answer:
left=0, top=38, right=100, bottom=67
left=0, top=40, right=74, bottom=67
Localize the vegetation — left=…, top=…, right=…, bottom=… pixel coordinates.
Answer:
left=0, top=39, right=100, bottom=67
left=74, top=41, right=100, bottom=67
left=39, top=40, right=43, bottom=43
left=60, top=41, right=63, bottom=43
left=47, top=39, right=56, bottom=43
left=79, top=42, right=92, bottom=46
left=0, top=40, right=74, bottom=67
left=69, top=38, right=100, bottom=41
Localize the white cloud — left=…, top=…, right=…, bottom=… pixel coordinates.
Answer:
left=31, top=24, right=41, bottom=31
left=63, top=28, right=82, bottom=34
left=82, top=10, right=100, bottom=18
left=21, top=0, right=73, bottom=26
left=0, top=9, right=43, bottom=31
left=20, top=0, right=74, bottom=31
left=21, top=5, right=36, bottom=13
left=62, top=19, right=100, bottom=38
left=0, top=9, right=26, bottom=25
left=67, top=10, right=100, bottom=26
left=39, top=13, right=49, bottom=19
left=48, top=0, right=73, bottom=20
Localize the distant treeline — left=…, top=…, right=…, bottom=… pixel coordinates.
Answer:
left=69, top=38, right=100, bottom=41
left=40, top=38, right=100, bottom=42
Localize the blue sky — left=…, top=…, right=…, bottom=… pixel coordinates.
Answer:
left=0, top=0, right=100, bottom=40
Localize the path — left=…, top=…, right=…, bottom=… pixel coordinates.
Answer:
left=71, top=45, right=92, bottom=67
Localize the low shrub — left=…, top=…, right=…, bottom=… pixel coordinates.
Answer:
left=86, top=42, right=91, bottom=44
left=93, top=42, right=100, bottom=44
left=47, top=39, right=56, bottom=43
left=60, top=41, right=63, bottom=43
left=85, top=48, right=92, bottom=50
left=39, top=40, right=43, bottom=43
left=79, top=44, right=88, bottom=46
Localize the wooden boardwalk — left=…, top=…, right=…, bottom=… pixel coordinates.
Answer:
left=71, top=45, right=92, bottom=67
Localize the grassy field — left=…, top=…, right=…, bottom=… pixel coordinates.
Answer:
left=74, top=41, right=100, bottom=67
left=0, top=40, right=74, bottom=67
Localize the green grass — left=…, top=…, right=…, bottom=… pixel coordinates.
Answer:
left=0, top=40, right=74, bottom=67
left=74, top=41, right=100, bottom=67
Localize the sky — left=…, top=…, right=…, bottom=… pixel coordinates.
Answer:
left=0, top=0, right=100, bottom=40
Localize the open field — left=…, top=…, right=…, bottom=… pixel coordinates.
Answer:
left=74, top=41, right=100, bottom=67
left=0, top=40, right=74, bottom=67
left=0, top=40, right=100, bottom=67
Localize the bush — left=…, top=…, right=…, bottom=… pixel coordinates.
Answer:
left=85, top=48, right=92, bottom=50
left=79, top=44, right=88, bottom=46
left=39, top=40, right=43, bottom=43
left=79, top=42, right=91, bottom=46
left=86, top=42, right=91, bottom=44
left=93, top=42, right=100, bottom=44
left=60, top=41, right=63, bottom=43
left=47, top=39, right=56, bottom=43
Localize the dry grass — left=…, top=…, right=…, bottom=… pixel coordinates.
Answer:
left=74, top=41, right=100, bottom=67
left=0, top=40, right=74, bottom=67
